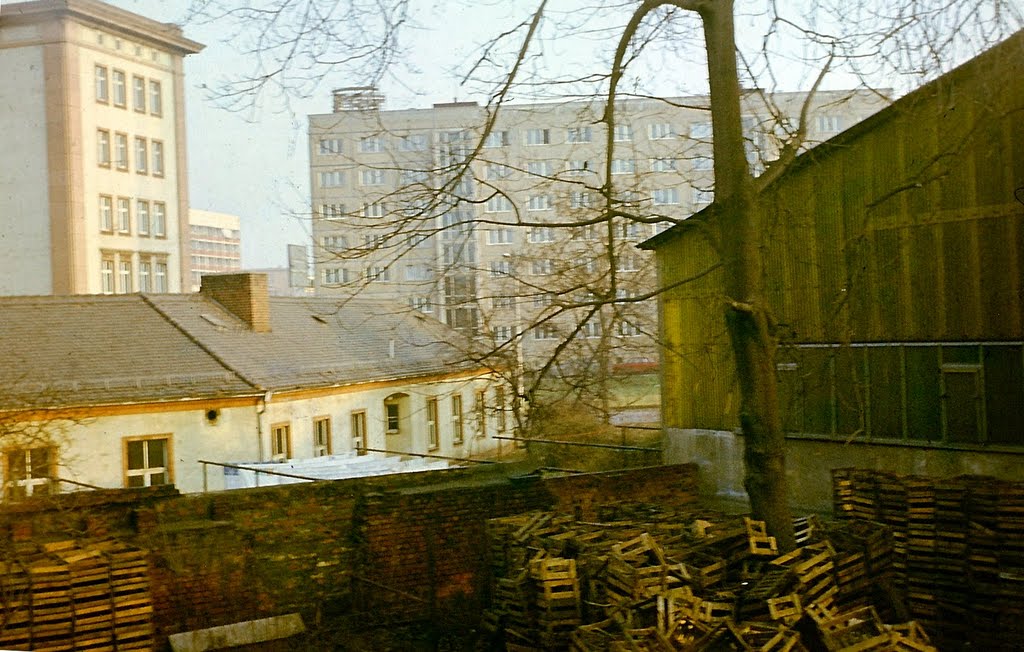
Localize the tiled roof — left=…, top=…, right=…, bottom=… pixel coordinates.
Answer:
left=0, top=295, right=256, bottom=410
left=0, top=293, right=484, bottom=411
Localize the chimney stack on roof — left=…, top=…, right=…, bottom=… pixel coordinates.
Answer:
left=200, top=273, right=271, bottom=333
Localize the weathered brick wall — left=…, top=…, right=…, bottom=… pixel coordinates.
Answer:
left=0, top=463, right=699, bottom=648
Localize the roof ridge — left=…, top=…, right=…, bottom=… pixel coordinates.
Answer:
left=139, top=294, right=264, bottom=391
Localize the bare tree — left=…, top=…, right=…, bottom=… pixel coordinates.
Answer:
left=184, top=0, right=1021, bottom=547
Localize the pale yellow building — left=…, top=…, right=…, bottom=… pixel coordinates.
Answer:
left=0, top=0, right=203, bottom=295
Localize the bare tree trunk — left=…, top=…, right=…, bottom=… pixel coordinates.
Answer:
left=700, top=1, right=795, bottom=550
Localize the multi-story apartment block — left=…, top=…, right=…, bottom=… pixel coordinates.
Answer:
left=308, top=88, right=886, bottom=369
left=0, top=0, right=202, bottom=295
left=188, top=208, right=242, bottom=290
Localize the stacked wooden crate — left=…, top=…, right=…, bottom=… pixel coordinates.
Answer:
left=833, top=468, right=1024, bottom=650
left=484, top=506, right=934, bottom=651
left=0, top=539, right=152, bottom=652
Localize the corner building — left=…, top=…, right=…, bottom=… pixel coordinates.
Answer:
left=308, top=89, right=886, bottom=367
left=0, top=0, right=202, bottom=295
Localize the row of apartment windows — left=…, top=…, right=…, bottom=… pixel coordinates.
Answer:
left=192, top=241, right=241, bottom=257
left=97, top=130, right=165, bottom=176
left=191, top=255, right=241, bottom=271
left=190, top=225, right=241, bottom=239
left=95, top=65, right=163, bottom=115
left=100, top=251, right=169, bottom=294
left=490, top=320, right=641, bottom=343
left=480, top=187, right=711, bottom=213
left=489, top=253, right=642, bottom=278
left=99, top=195, right=167, bottom=237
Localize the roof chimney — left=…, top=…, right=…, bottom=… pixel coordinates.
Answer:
left=200, top=273, right=271, bottom=333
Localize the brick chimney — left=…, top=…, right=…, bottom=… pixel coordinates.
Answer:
left=200, top=273, right=271, bottom=333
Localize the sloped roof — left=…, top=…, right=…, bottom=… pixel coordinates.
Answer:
left=0, top=293, right=485, bottom=411
left=0, top=295, right=256, bottom=410
left=146, top=294, right=483, bottom=391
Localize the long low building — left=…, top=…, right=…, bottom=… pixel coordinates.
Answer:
left=0, top=273, right=515, bottom=496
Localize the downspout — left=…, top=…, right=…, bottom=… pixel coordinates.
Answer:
left=256, top=390, right=273, bottom=461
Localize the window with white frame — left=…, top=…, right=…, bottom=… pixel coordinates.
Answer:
left=404, top=264, right=432, bottom=281
left=101, top=256, right=115, bottom=293
left=613, top=124, right=633, bottom=141
left=692, top=155, right=713, bottom=171
left=313, top=417, right=332, bottom=457
left=426, top=399, right=439, bottom=450
left=3, top=447, right=55, bottom=500
left=485, top=195, right=512, bottom=213
left=693, top=188, right=714, bottom=205
left=689, top=122, right=712, bottom=139
left=650, top=157, right=678, bottom=172
left=565, top=160, right=592, bottom=176
left=649, top=123, right=675, bottom=139
left=154, top=260, right=168, bottom=292
left=137, top=200, right=150, bottom=235
left=97, top=129, right=111, bottom=167
left=486, top=163, right=512, bottom=180
left=398, top=134, right=428, bottom=151
left=351, top=411, right=366, bottom=455
left=134, top=137, right=148, bottom=174
left=99, top=195, right=114, bottom=232
left=534, top=324, right=559, bottom=340
left=319, top=138, right=343, bottom=154
left=124, top=435, right=172, bottom=487
left=610, top=159, right=635, bottom=175
left=581, top=320, right=601, bottom=338
left=118, top=260, right=132, bottom=293
left=112, top=69, right=126, bottom=107
left=361, top=169, right=385, bottom=185
left=323, top=267, right=348, bottom=284
left=151, top=140, right=164, bottom=177
left=132, top=75, right=146, bottom=112
left=529, top=226, right=556, bottom=243
left=451, top=394, right=464, bottom=444
left=493, top=325, right=513, bottom=343
left=116, top=197, right=131, bottom=233
left=618, top=221, right=645, bottom=240
left=360, top=135, right=384, bottom=152
left=817, top=115, right=844, bottom=134
left=527, top=195, right=552, bottom=211
left=573, top=225, right=598, bottom=241
left=527, top=161, right=554, bottom=177
left=487, top=228, right=514, bottom=245
left=572, top=256, right=597, bottom=274
left=531, top=259, right=554, bottom=275
left=533, top=293, right=553, bottom=307
left=384, top=400, right=401, bottom=434
left=322, top=234, right=348, bottom=250
left=617, top=320, right=642, bottom=336
left=652, top=188, right=680, bottom=205
left=410, top=296, right=433, bottom=313
left=362, top=202, right=386, bottom=218
left=153, top=202, right=166, bottom=237
left=270, top=423, right=291, bottom=461
left=366, top=266, right=391, bottom=281
left=321, top=204, right=345, bottom=220
left=149, top=80, right=162, bottom=116
left=490, top=260, right=512, bottom=277
left=114, top=133, right=129, bottom=170
left=484, top=130, right=511, bottom=147
left=525, top=128, right=551, bottom=145
left=493, top=296, right=515, bottom=309
left=567, top=126, right=592, bottom=143
left=95, top=65, right=109, bottom=102
left=139, top=261, right=151, bottom=292
left=319, top=171, right=345, bottom=187
left=570, top=192, right=593, bottom=208
left=476, top=390, right=486, bottom=438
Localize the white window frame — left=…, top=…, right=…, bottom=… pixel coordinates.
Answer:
left=525, top=128, right=551, bottom=146
left=613, top=124, right=633, bottom=142
left=123, top=435, right=172, bottom=487
left=566, top=126, right=592, bottom=143
left=649, top=123, right=675, bottom=140
left=313, top=417, right=332, bottom=457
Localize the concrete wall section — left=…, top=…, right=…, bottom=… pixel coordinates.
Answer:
left=0, top=44, right=53, bottom=295
left=665, top=428, right=1024, bottom=512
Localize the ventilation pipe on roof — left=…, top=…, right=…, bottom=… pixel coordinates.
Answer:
left=388, top=339, right=395, bottom=359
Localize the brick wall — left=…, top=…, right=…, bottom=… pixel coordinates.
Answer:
left=0, top=463, right=699, bottom=647
left=199, top=272, right=270, bottom=332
